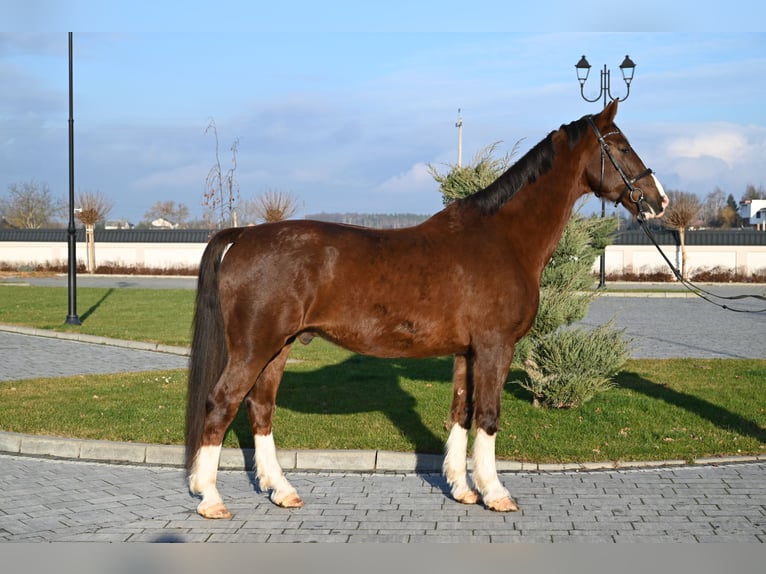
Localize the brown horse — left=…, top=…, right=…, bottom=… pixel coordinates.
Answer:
left=185, top=99, right=667, bottom=519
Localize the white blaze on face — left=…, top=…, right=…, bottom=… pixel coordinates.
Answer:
left=642, top=174, right=668, bottom=218
left=653, top=174, right=668, bottom=216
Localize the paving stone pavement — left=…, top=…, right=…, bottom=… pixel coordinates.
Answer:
left=1, top=279, right=765, bottom=542
left=1, top=454, right=765, bottom=543
left=575, top=293, right=766, bottom=360
left=0, top=329, right=188, bottom=381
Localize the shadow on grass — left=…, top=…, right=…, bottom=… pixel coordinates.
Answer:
left=618, top=370, right=766, bottom=445
left=227, top=354, right=454, bottom=470
left=78, top=288, right=116, bottom=323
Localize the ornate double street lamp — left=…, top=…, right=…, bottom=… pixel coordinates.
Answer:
left=574, top=54, right=636, bottom=288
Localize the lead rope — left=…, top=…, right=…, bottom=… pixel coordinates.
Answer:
left=636, top=215, right=766, bottom=313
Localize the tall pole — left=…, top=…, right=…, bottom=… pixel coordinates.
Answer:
left=455, top=108, right=463, bottom=168
left=575, top=55, right=636, bottom=289
left=599, top=66, right=608, bottom=289
left=65, top=32, right=81, bottom=325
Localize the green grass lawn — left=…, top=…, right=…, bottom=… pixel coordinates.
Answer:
left=1, top=339, right=763, bottom=463
left=0, top=286, right=195, bottom=345
left=1, top=285, right=764, bottom=462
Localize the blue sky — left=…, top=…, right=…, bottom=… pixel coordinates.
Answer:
left=2, top=3, right=766, bottom=223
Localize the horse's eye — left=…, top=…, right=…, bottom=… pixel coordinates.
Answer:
left=619, top=146, right=630, bottom=154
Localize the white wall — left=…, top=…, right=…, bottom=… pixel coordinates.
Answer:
left=0, top=241, right=205, bottom=270
left=599, top=243, right=766, bottom=277
left=2, top=240, right=766, bottom=276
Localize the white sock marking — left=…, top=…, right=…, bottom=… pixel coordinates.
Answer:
left=472, top=429, right=511, bottom=504
left=255, top=433, right=298, bottom=504
left=443, top=424, right=473, bottom=499
left=189, top=444, right=224, bottom=510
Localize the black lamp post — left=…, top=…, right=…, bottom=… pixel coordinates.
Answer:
left=575, top=54, right=636, bottom=288
left=65, top=32, right=81, bottom=325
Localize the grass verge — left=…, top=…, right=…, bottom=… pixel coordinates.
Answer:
left=1, top=336, right=764, bottom=463
left=0, top=286, right=195, bottom=346
left=1, top=285, right=764, bottom=462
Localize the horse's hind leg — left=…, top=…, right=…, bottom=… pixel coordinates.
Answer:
left=189, top=443, right=229, bottom=519
left=244, top=344, right=303, bottom=508
left=443, top=354, right=480, bottom=505
left=189, top=360, right=260, bottom=519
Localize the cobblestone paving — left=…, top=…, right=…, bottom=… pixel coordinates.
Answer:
left=1, top=455, right=764, bottom=542
left=574, top=295, right=766, bottom=359
left=0, top=331, right=187, bottom=381
left=1, top=279, right=765, bottom=543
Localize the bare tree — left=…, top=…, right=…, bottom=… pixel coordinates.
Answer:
left=742, top=183, right=766, bottom=201
left=662, top=190, right=702, bottom=280
left=204, top=119, right=240, bottom=229
left=143, top=200, right=190, bottom=228
left=700, top=187, right=726, bottom=227
left=244, top=190, right=299, bottom=223
left=76, top=190, right=113, bottom=273
left=0, top=180, right=64, bottom=228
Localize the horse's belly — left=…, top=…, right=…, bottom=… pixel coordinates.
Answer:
left=314, top=319, right=468, bottom=359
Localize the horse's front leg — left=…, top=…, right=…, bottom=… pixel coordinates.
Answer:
left=443, top=354, right=480, bottom=505
left=245, top=344, right=303, bottom=509
left=471, top=348, right=519, bottom=512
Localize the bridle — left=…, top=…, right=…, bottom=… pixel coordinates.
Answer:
left=586, top=115, right=654, bottom=220
left=587, top=116, right=766, bottom=313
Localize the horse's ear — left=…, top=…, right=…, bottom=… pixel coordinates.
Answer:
left=600, top=98, right=619, bottom=124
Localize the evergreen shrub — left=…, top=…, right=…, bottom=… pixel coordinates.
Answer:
left=520, top=322, right=629, bottom=408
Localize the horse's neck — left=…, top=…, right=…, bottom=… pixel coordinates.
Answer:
left=500, top=168, right=588, bottom=279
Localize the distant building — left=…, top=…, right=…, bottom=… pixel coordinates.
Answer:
left=740, top=199, right=766, bottom=230
left=150, top=217, right=177, bottom=229
left=105, top=220, right=134, bottom=230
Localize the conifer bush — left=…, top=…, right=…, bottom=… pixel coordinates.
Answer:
left=520, top=322, right=629, bottom=408
left=513, top=214, right=629, bottom=408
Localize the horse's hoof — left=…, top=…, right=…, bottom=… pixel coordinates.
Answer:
left=454, top=489, right=481, bottom=505
left=197, top=502, right=233, bottom=519
left=485, top=496, right=519, bottom=512
left=273, top=492, right=304, bottom=508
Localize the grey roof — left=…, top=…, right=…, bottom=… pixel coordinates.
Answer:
left=0, top=228, right=213, bottom=243
left=1, top=227, right=765, bottom=246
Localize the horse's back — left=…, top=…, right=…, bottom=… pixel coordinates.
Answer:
left=213, top=216, right=535, bottom=359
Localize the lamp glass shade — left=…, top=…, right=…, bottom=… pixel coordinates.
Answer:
left=575, top=55, right=591, bottom=83
left=619, top=55, right=636, bottom=84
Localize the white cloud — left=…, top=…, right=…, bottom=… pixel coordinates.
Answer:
left=643, top=122, right=766, bottom=196
left=377, top=162, right=434, bottom=195
left=668, top=156, right=731, bottom=184
left=668, top=133, right=747, bottom=167
left=666, top=123, right=766, bottom=169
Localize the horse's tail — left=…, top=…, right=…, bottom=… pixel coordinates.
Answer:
left=185, top=227, right=245, bottom=473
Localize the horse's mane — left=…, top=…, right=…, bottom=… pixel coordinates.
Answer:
left=460, top=115, right=591, bottom=215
